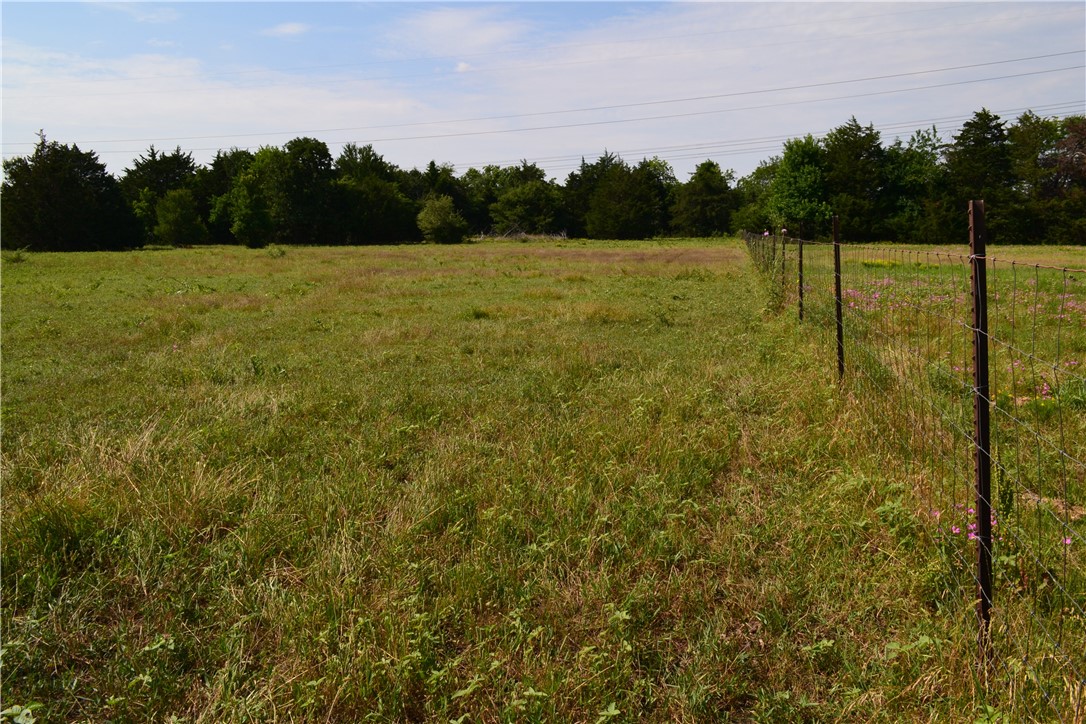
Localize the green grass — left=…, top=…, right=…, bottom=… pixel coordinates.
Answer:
left=0, top=239, right=1075, bottom=721
left=747, top=234, right=1086, bottom=721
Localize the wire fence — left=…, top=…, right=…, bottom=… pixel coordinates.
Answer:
left=743, top=214, right=1085, bottom=721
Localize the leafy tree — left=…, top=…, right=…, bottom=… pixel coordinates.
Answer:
left=417, top=194, right=469, bottom=244
left=215, top=146, right=285, bottom=248
left=1, top=133, right=139, bottom=250
left=822, top=117, right=886, bottom=241
left=280, top=137, right=336, bottom=244
left=120, top=145, right=198, bottom=201
left=1053, top=115, right=1086, bottom=186
left=153, top=188, right=208, bottom=246
left=943, top=109, right=1013, bottom=241
left=333, top=144, right=416, bottom=243
left=336, top=176, right=419, bottom=244
left=671, top=159, right=735, bottom=236
left=461, top=165, right=506, bottom=232
left=564, top=151, right=623, bottom=237
left=490, top=179, right=563, bottom=235
left=213, top=139, right=337, bottom=246
left=946, top=109, right=1012, bottom=200
left=582, top=157, right=676, bottom=240
left=195, top=148, right=254, bottom=244
left=336, top=143, right=399, bottom=183
left=767, top=135, right=830, bottom=238
left=883, top=127, right=946, bottom=243
left=636, top=157, right=678, bottom=235
left=1008, top=111, right=1062, bottom=200
left=1048, top=115, right=1086, bottom=244
left=462, top=161, right=550, bottom=234
left=731, top=158, right=778, bottom=234
left=399, top=161, right=466, bottom=207
left=120, top=145, right=199, bottom=243
left=584, top=160, right=638, bottom=239
left=1002, top=111, right=1065, bottom=243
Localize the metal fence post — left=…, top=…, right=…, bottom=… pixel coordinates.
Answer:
left=969, top=200, right=994, bottom=682
left=833, top=216, right=844, bottom=381
left=798, top=237, right=804, bottom=322
left=780, top=235, right=787, bottom=293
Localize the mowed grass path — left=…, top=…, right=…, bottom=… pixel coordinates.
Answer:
left=3, top=241, right=977, bottom=721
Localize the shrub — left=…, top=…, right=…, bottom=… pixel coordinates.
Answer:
left=417, top=194, right=469, bottom=244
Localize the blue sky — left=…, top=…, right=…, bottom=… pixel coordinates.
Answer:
left=2, top=2, right=1084, bottom=181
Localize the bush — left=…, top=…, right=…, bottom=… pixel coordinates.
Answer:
left=417, top=194, right=469, bottom=244
left=154, top=189, right=208, bottom=247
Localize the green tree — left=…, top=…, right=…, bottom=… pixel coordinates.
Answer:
left=583, top=157, right=675, bottom=239
left=462, top=161, right=550, bottom=233
left=417, top=194, right=469, bottom=244
left=1, top=133, right=139, bottom=251
left=1053, top=115, right=1086, bottom=186
left=120, top=145, right=199, bottom=243
left=731, top=158, right=778, bottom=234
left=1008, top=111, right=1062, bottom=200
left=671, top=159, right=735, bottom=237
left=333, top=143, right=416, bottom=243
left=214, top=140, right=337, bottom=246
left=195, top=148, right=253, bottom=244
left=336, top=143, right=399, bottom=183
left=563, top=151, right=623, bottom=237
left=215, top=146, right=285, bottom=248
left=883, top=127, right=946, bottom=243
left=490, top=179, right=563, bottom=235
left=767, top=135, right=830, bottom=238
left=944, top=109, right=1013, bottom=241
left=120, top=145, right=198, bottom=201
left=636, top=156, right=678, bottom=235
left=1049, top=115, right=1086, bottom=244
left=336, top=176, right=419, bottom=244
left=822, top=117, right=886, bottom=241
left=1003, top=111, right=1065, bottom=243
left=153, top=188, right=208, bottom=247
left=280, top=137, right=336, bottom=244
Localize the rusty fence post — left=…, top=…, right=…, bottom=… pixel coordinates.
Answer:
left=798, top=237, right=805, bottom=322
left=781, top=235, right=787, bottom=294
left=833, top=216, right=844, bottom=381
left=969, top=200, right=994, bottom=682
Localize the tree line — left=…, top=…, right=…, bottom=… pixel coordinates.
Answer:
left=2, top=108, right=1083, bottom=251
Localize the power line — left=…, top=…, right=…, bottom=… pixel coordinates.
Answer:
left=506, top=104, right=1084, bottom=177
left=1, top=2, right=986, bottom=90
left=5, top=6, right=1079, bottom=100
left=322, top=66, right=1085, bottom=146
left=6, top=51, right=1080, bottom=149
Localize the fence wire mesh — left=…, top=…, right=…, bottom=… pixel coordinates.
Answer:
left=743, top=230, right=1085, bottom=720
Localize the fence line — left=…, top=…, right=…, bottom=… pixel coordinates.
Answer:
left=743, top=214, right=1085, bottom=721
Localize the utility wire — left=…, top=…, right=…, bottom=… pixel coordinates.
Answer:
left=9, top=51, right=1080, bottom=149
left=325, top=66, right=1085, bottom=146
left=5, top=6, right=1078, bottom=99
left=0, top=2, right=988, bottom=89
left=455, top=101, right=1085, bottom=171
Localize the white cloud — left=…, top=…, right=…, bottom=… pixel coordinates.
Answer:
left=95, top=3, right=181, bottom=24
left=261, top=23, right=311, bottom=39
left=2, top=3, right=1082, bottom=181
left=0, top=41, right=430, bottom=172
left=382, top=7, right=530, bottom=58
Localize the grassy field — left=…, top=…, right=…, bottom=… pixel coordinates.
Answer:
left=0, top=239, right=1079, bottom=721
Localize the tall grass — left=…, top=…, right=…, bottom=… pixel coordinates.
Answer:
left=746, top=234, right=1085, bottom=721
left=0, top=240, right=1049, bottom=721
